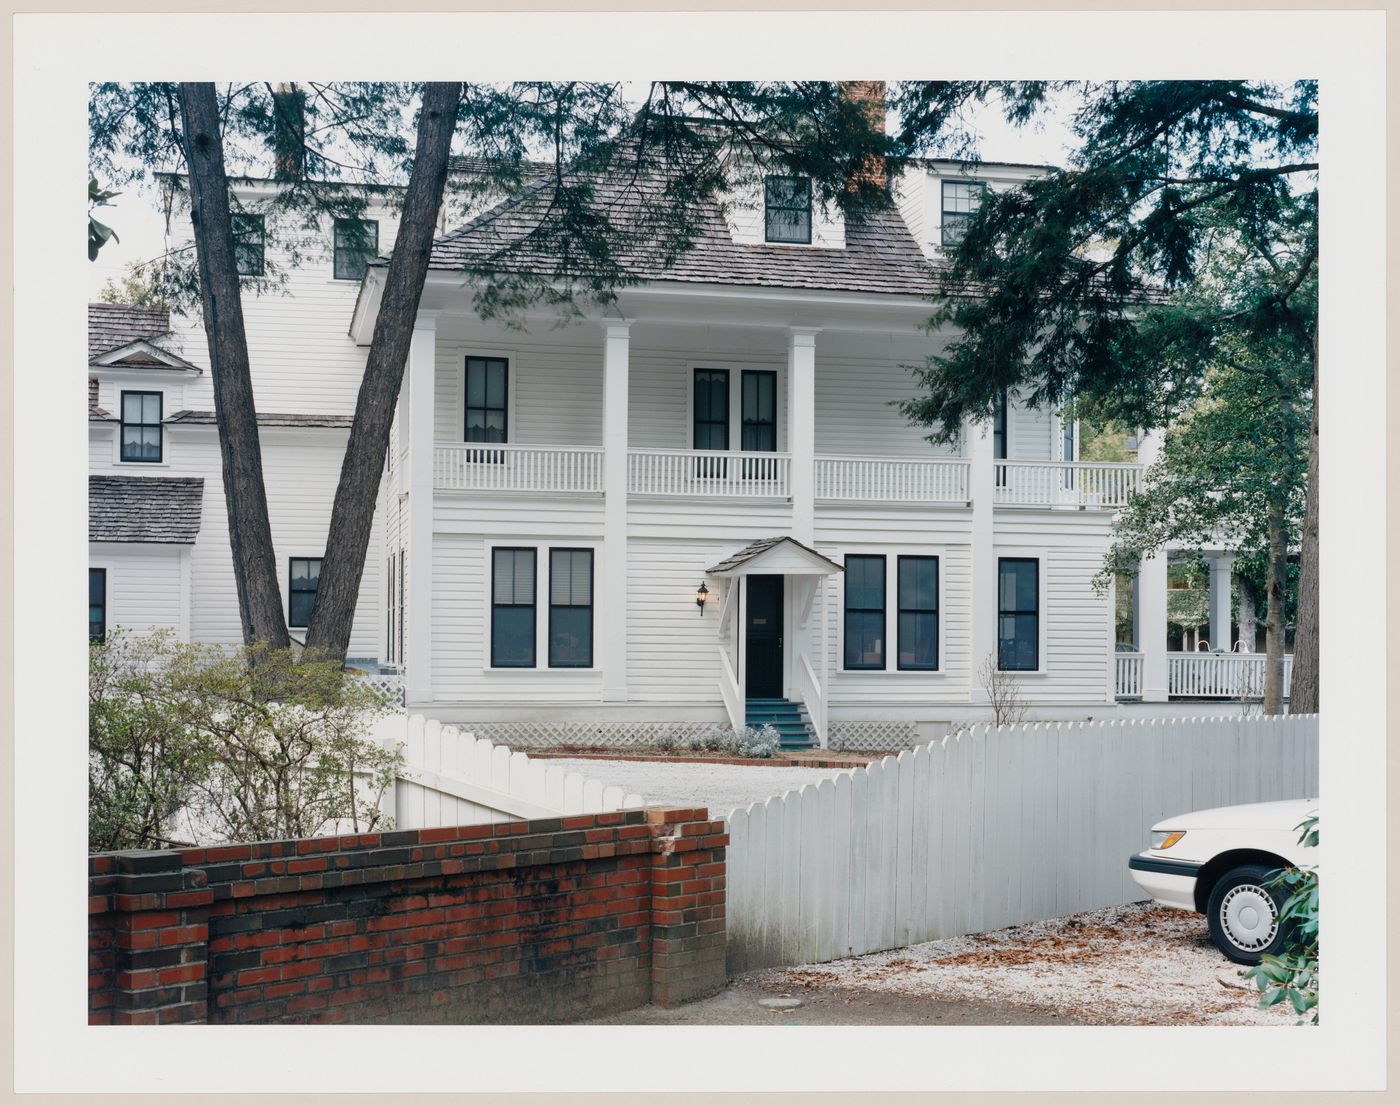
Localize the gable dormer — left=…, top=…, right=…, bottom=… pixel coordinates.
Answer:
left=90, top=339, right=200, bottom=374
left=722, top=170, right=847, bottom=250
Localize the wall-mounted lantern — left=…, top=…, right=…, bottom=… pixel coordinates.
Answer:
left=696, top=580, right=710, bottom=615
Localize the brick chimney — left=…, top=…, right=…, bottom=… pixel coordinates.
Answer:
left=272, top=82, right=306, bottom=181
left=839, top=80, right=887, bottom=191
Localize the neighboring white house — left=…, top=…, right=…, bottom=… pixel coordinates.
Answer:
left=88, top=103, right=1277, bottom=749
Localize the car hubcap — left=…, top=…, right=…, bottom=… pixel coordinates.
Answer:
left=1220, top=884, right=1279, bottom=952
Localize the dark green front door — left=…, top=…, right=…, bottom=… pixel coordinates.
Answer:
left=746, top=574, right=783, bottom=698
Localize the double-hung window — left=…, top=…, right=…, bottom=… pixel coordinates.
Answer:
left=998, top=557, right=1040, bottom=671
left=89, top=568, right=106, bottom=641
left=333, top=218, right=379, bottom=281
left=740, top=369, right=777, bottom=481
left=941, top=180, right=986, bottom=248
left=120, top=391, right=162, bottom=462
left=465, top=356, right=509, bottom=457
left=232, top=213, right=265, bottom=277
left=843, top=554, right=886, bottom=670
left=548, top=549, right=593, bottom=668
left=491, top=548, right=536, bottom=667
left=288, top=557, right=322, bottom=628
left=897, top=556, right=939, bottom=671
left=693, top=368, right=729, bottom=478
left=764, top=176, right=812, bottom=244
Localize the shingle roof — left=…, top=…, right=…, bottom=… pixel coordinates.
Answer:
left=422, top=166, right=942, bottom=298
left=89, top=378, right=113, bottom=421
left=89, top=475, right=204, bottom=544
left=165, top=409, right=354, bottom=428
left=88, top=303, right=172, bottom=362
left=706, top=536, right=843, bottom=575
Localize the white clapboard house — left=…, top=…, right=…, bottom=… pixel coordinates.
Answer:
left=89, top=121, right=1270, bottom=749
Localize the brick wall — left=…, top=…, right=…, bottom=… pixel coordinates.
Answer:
left=88, top=806, right=727, bottom=1025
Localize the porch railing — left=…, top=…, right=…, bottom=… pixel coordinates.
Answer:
left=1169, top=653, right=1293, bottom=700
left=433, top=443, right=604, bottom=494
left=628, top=448, right=791, bottom=498
left=994, top=461, right=1142, bottom=509
left=815, top=454, right=970, bottom=504
left=1114, top=652, right=1144, bottom=699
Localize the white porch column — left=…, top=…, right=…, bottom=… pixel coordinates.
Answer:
left=965, top=413, right=997, bottom=701
left=405, top=312, right=438, bottom=706
left=788, top=328, right=819, bottom=545
left=1137, top=428, right=1169, bottom=701
left=601, top=320, right=631, bottom=702
left=1207, top=553, right=1235, bottom=651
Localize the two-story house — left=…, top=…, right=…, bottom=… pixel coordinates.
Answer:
left=92, top=97, right=1258, bottom=750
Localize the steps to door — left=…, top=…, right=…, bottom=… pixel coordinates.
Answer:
left=744, top=697, right=817, bottom=750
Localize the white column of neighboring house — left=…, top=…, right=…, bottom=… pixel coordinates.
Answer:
left=1207, top=552, right=1235, bottom=651
left=405, top=311, right=438, bottom=706
left=601, top=320, right=631, bottom=702
left=1137, top=428, right=1170, bottom=701
left=788, top=328, right=819, bottom=545
left=965, top=413, right=997, bottom=701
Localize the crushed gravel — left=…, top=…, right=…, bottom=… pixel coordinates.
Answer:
left=750, top=901, right=1301, bottom=1026
left=542, top=757, right=854, bottom=817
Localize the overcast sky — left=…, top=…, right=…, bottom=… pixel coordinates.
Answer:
left=87, top=88, right=1080, bottom=300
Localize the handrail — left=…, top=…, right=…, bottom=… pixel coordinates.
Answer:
left=994, top=460, right=1142, bottom=509
left=717, top=646, right=744, bottom=732
left=433, top=443, right=605, bottom=493
left=629, top=448, right=791, bottom=499
left=815, top=454, right=970, bottom=504
left=797, top=652, right=826, bottom=748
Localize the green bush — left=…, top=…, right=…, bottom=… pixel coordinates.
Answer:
left=89, top=632, right=402, bottom=849
left=1244, top=815, right=1319, bottom=1024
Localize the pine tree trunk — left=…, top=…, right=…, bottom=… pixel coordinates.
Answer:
left=179, top=83, right=289, bottom=649
left=303, top=83, right=462, bottom=661
left=1290, top=340, right=1320, bottom=712
left=1263, top=499, right=1287, bottom=715
left=1236, top=574, right=1258, bottom=652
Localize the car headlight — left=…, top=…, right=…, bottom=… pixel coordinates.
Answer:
left=1150, top=830, right=1186, bottom=850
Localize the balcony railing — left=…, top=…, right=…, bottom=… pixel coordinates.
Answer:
left=1169, top=653, right=1293, bottom=700
left=1115, top=652, right=1144, bottom=699
left=433, top=443, right=604, bottom=494
left=628, top=448, right=791, bottom=498
left=995, top=461, right=1142, bottom=509
left=815, top=455, right=970, bottom=504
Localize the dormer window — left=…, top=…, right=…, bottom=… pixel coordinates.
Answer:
left=941, top=180, right=987, bottom=248
left=764, top=176, right=812, bottom=244
left=120, top=390, right=162, bottom=463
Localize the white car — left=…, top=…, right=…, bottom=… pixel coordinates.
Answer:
left=1128, top=798, right=1318, bottom=964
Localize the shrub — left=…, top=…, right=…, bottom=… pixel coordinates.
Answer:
left=1244, top=815, right=1319, bottom=1024
left=663, top=724, right=780, bottom=758
left=89, top=633, right=402, bottom=848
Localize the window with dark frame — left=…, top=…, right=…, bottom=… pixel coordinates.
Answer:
left=89, top=568, right=106, bottom=641
left=941, top=180, right=986, bottom=248
left=764, top=176, right=813, bottom=244
left=232, top=213, right=265, bottom=276
left=693, top=368, right=729, bottom=478
left=993, top=386, right=1008, bottom=488
left=491, top=547, right=536, bottom=668
left=843, top=554, right=886, bottom=670
left=465, top=356, right=509, bottom=454
left=548, top=548, right=593, bottom=668
left=897, top=556, right=939, bottom=671
left=740, top=370, right=776, bottom=451
left=998, top=557, right=1040, bottom=671
left=120, top=391, right=162, bottom=462
left=397, top=549, right=405, bottom=664
left=385, top=555, right=396, bottom=664
left=333, top=218, right=379, bottom=281
left=288, top=557, right=322, bottom=629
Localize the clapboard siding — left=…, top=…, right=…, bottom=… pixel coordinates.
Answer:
left=89, top=544, right=185, bottom=636
left=726, top=714, right=1321, bottom=972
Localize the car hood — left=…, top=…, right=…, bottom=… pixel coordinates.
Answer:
left=1153, top=798, right=1318, bottom=832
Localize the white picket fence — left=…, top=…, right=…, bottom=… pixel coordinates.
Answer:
left=725, top=714, right=1319, bottom=973
left=370, top=713, right=647, bottom=829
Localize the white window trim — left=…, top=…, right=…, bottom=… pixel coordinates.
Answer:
left=458, top=350, right=519, bottom=446
left=115, top=387, right=167, bottom=467
left=481, top=538, right=602, bottom=673
left=835, top=547, right=947, bottom=676
left=996, top=547, right=1049, bottom=676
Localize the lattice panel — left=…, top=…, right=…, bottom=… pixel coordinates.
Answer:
left=827, top=720, right=921, bottom=752
left=463, top=721, right=718, bottom=750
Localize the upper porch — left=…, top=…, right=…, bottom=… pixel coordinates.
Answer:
left=390, top=299, right=1143, bottom=514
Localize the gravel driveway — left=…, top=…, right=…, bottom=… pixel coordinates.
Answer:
left=544, top=757, right=853, bottom=817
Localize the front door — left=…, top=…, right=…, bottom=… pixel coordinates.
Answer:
left=746, top=574, right=784, bottom=698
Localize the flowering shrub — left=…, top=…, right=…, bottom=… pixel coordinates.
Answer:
left=652, top=724, right=781, bottom=758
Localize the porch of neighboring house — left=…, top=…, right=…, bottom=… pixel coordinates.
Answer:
left=1112, top=548, right=1293, bottom=703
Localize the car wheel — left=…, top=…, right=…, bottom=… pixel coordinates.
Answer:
left=1206, top=864, right=1288, bottom=965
